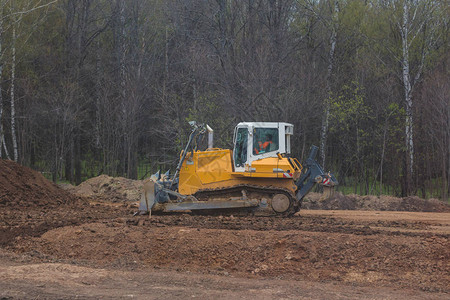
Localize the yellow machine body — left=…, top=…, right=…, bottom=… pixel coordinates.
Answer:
left=178, top=149, right=302, bottom=195
left=138, top=122, right=337, bottom=216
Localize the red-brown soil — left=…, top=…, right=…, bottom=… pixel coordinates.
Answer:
left=64, top=173, right=450, bottom=212
left=0, top=159, right=81, bottom=208
left=1, top=159, right=449, bottom=299
left=304, top=192, right=450, bottom=212
left=61, top=175, right=143, bottom=202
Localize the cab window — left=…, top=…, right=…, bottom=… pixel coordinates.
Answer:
left=253, top=128, right=278, bottom=155
left=234, top=128, right=248, bottom=167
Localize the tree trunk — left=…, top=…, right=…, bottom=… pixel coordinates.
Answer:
left=10, top=25, right=18, bottom=162
left=446, top=99, right=450, bottom=201
left=163, top=26, right=169, bottom=102
left=75, top=133, right=81, bottom=185
left=319, top=0, right=339, bottom=170
left=65, top=138, right=74, bottom=182
left=401, top=1, right=414, bottom=195
left=116, top=0, right=127, bottom=176
left=379, top=120, right=389, bottom=196
left=0, top=11, right=3, bottom=160
left=95, top=39, right=101, bottom=149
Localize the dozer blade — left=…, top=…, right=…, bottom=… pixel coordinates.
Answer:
left=320, top=185, right=335, bottom=201
left=137, top=178, right=156, bottom=214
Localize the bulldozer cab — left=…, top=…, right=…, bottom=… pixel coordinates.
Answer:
left=233, top=122, right=293, bottom=172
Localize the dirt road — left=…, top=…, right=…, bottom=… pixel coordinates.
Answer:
left=1, top=205, right=449, bottom=299
left=1, top=253, right=447, bottom=300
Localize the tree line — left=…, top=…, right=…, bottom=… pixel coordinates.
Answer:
left=0, top=0, right=448, bottom=200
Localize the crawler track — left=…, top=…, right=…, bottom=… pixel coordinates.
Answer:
left=193, top=184, right=300, bottom=216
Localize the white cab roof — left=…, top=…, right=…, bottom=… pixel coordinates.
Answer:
left=236, top=122, right=293, bottom=128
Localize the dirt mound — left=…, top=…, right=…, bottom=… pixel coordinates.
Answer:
left=0, top=159, right=80, bottom=208
left=68, top=175, right=142, bottom=202
left=65, top=175, right=450, bottom=213
left=12, top=217, right=450, bottom=292
left=303, top=192, right=450, bottom=212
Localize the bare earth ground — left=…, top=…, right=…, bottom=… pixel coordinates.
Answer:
left=1, top=159, right=449, bottom=299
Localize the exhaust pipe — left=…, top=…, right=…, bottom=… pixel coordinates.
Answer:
left=206, top=125, right=213, bottom=149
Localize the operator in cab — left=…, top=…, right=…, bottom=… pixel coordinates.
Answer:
left=254, top=134, right=273, bottom=154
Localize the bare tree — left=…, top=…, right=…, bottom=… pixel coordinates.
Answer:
left=393, top=0, right=442, bottom=194
left=0, top=0, right=5, bottom=159
left=318, top=0, right=339, bottom=171
left=421, top=58, right=450, bottom=201
left=1, top=0, right=58, bottom=162
left=9, top=12, right=17, bottom=161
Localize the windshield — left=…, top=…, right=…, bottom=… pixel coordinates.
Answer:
left=253, top=128, right=278, bottom=155
left=234, top=127, right=248, bottom=167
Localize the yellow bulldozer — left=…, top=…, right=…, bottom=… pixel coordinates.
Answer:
left=138, top=121, right=337, bottom=216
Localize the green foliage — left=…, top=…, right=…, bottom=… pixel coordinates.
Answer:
left=329, top=81, right=372, bottom=136
left=340, top=0, right=367, bottom=35
left=384, top=102, right=405, bottom=153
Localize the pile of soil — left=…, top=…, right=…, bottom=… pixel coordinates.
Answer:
left=0, top=159, right=80, bottom=208
left=66, top=175, right=450, bottom=212
left=12, top=214, right=450, bottom=292
left=303, top=192, right=450, bottom=212
left=65, top=175, right=142, bottom=202
left=0, top=159, right=137, bottom=247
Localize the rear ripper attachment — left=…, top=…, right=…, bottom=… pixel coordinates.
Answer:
left=137, top=121, right=338, bottom=217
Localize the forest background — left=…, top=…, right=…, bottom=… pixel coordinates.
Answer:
left=0, top=0, right=448, bottom=200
